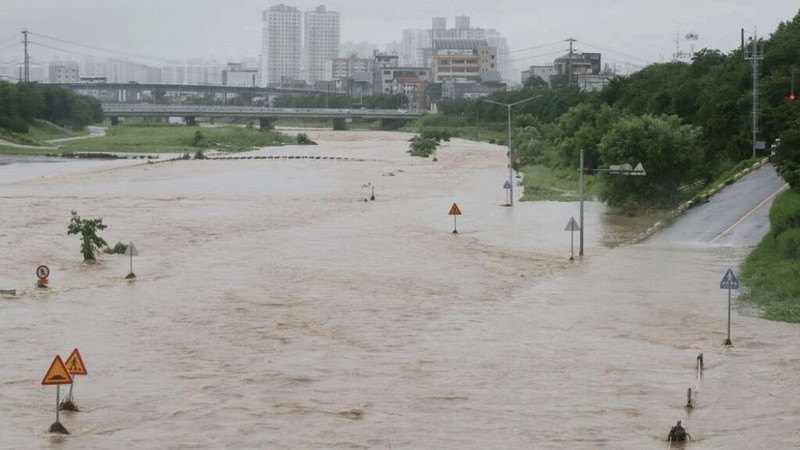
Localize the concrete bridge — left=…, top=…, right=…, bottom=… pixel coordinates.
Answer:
left=55, top=82, right=318, bottom=103
left=101, top=103, right=424, bottom=130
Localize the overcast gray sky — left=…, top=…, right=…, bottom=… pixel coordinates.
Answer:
left=0, top=0, right=797, bottom=70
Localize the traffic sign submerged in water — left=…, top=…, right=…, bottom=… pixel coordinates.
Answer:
left=720, top=268, right=739, bottom=290
left=65, top=348, right=88, bottom=376
left=42, top=356, right=73, bottom=385
left=564, top=216, right=580, bottom=231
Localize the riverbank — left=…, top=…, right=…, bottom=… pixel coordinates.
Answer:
left=740, top=188, right=800, bottom=322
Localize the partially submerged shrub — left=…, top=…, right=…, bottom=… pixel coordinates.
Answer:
left=104, top=241, right=129, bottom=254
left=296, top=133, right=317, bottom=145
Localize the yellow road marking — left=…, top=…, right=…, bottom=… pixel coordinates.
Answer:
left=709, top=183, right=789, bottom=244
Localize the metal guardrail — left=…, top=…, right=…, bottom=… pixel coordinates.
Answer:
left=678, top=178, right=706, bottom=194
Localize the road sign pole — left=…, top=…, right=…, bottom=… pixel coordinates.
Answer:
left=570, top=230, right=574, bottom=261
left=726, top=288, right=732, bottom=346
left=55, top=385, right=60, bottom=424
left=579, top=149, right=585, bottom=256
left=449, top=203, right=462, bottom=234
left=720, top=268, right=738, bottom=346
left=564, top=216, right=580, bottom=261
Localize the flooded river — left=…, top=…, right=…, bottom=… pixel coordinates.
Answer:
left=0, top=131, right=797, bottom=449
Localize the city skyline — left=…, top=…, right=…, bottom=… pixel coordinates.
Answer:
left=0, top=1, right=797, bottom=73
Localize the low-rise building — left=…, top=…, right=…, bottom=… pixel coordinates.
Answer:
left=49, top=61, right=79, bottom=83
left=325, top=55, right=374, bottom=81
left=223, top=63, right=259, bottom=87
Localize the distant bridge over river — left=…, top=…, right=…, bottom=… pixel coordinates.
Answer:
left=53, top=82, right=317, bottom=102
left=101, top=104, right=424, bottom=130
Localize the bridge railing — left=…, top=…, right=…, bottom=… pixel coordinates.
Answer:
left=100, top=104, right=424, bottom=119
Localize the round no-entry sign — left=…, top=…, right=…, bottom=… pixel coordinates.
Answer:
left=36, top=265, right=50, bottom=280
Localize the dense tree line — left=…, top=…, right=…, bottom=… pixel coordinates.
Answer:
left=433, top=9, right=800, bottom=208
left=0, top=81, right=103, bottom=133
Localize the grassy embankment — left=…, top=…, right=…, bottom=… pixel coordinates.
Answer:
left=0, top=120, right=88, bottom=149
left=0, top=123, right=301, bottom=155
left=403, top=113, right=505, bottom=143
left=740, top=188, right=800, bottom=322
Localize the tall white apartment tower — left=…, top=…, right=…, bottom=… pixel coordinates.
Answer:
left=261, top=4, right=302, bottom=87
left=455, top=15, right=470, bottom=30
left=304, top=5, right=340, bottom=84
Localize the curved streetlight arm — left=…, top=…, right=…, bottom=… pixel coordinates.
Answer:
left=482, top=95, right=542, bottom=207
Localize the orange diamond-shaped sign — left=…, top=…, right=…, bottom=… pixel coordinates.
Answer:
left=64, top=348, right=87, bottom=376
left=42, top=355, right=73, bottom=385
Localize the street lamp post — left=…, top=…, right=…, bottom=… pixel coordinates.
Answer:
left=483, top=96, right=541, bottom=207
left=578, top=148, right=646, bottom=256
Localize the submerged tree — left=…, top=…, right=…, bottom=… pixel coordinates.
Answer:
left=67, top=211, right=108, bottom=261
left=408, top=130, right=451, bottom=158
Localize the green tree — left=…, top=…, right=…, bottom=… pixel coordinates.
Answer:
left=522, top=75, right=550, bottom=91
left=598, top=114, right=704, bottom=208
left=67, top=211, right=108, bottom=261
left=544, top=103, right=622, bottom=169
left=408, top=130, right=450, bottom=158
left=774, top=126, right=800, bottom=190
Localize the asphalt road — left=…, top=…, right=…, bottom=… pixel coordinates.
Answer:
left=648, top=163, right=788, bottom=247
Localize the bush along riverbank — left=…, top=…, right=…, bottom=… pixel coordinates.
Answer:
left=739, top=189, right=800, bottom=323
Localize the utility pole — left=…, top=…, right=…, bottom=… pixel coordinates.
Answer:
left=22, top=28, right=30, bottom=83
left=744, top=28, right=763, bottom=159
left=566, top=37, right=576, bottom=89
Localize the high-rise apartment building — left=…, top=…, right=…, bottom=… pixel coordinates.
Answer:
left=400, top=29, right=430, bottom=67
left=261, top=4, right=302, bottom=87
left=455, top=15, right=470, bottom=30
left=304, top=5, right=340, bottom=84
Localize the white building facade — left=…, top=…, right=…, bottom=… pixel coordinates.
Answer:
left=304, top=5, right=340, bottom=84
left=261, top=4, right=302, bottom=87
left=48, top=61, right=79, bottom=83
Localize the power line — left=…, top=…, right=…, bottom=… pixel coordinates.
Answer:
left=29, top=40, right=104, bottom=60
left=577, top=40, right=655, bottom=66
left=509, top=40, right=564, bottom=55
left=29, top=31, right=171, bottom=64
left=509, top=48, right=568, bottom=65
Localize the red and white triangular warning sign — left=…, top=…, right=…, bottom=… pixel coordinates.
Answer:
left=41, top=355, right=73, bottom=385
left=64, top=348, right=88, bottom=376
left=448, top=203, right=462, bottom=215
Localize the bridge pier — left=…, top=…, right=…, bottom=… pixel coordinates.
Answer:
left=259, top=117, right=276, bottom=130
left=332, top=118, right=349, bottom=131
left=110, top=116, right=119, bottom=126
left=379, top=119, right=406, bottom=130
left=185, top=116, right=197, bottom=126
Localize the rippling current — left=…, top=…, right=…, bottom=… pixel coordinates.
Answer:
left=0, top=130, right=797, bottom=449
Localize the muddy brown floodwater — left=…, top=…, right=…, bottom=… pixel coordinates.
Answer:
left=0, top=130, right=797, bottom=449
